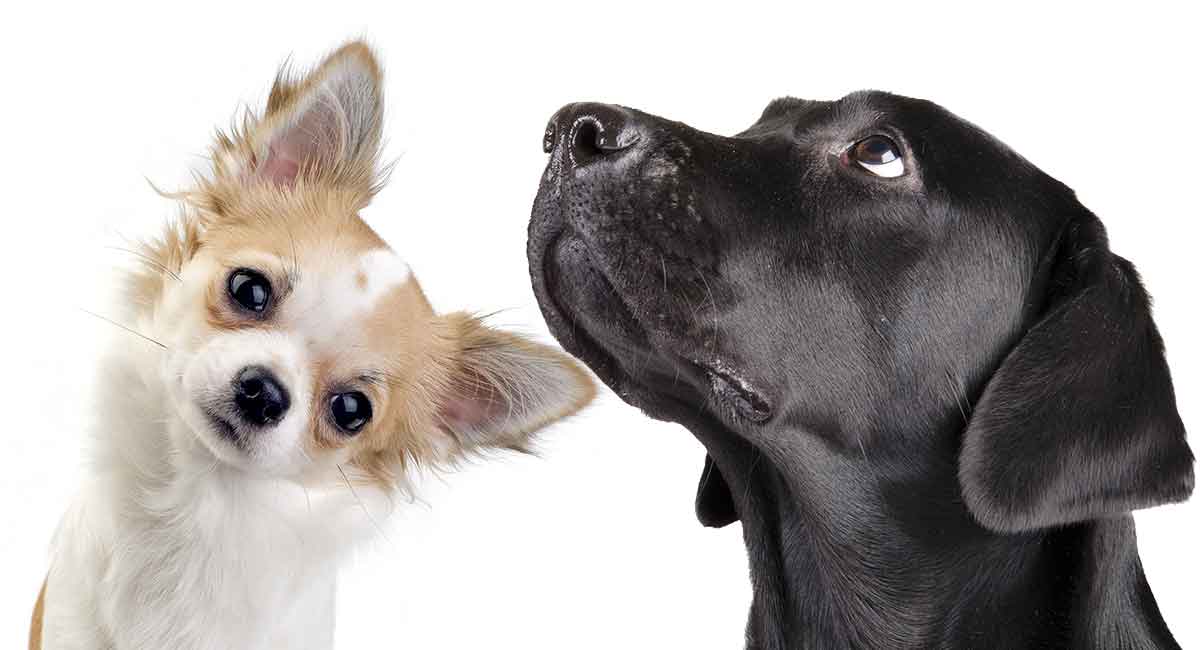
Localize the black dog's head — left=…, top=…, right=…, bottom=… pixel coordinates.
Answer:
left=528, top=92, right=1193, bottom=535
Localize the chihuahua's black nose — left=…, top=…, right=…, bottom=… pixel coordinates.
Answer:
left=544, top=103, right=642, bottom=169
left=233, top=366, right=290, bottom=427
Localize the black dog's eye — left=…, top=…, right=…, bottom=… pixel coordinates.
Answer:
left=850, top=135, right=904, bottom=178
left=227, top=269, right=272, bottom=313
left=330, top=391, right=373, bottom=434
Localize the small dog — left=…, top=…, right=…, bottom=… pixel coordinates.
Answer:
left=32, top=42, right=594, bottom=650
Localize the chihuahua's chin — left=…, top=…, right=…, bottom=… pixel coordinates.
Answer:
left=166, top=387, right=314, bottom=478
left=202, top=409, right=238, bottom=444
left=174, top=399, right=276, bottom=475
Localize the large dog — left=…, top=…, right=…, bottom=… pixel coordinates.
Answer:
left=528, top=94, right=1194, bottom=649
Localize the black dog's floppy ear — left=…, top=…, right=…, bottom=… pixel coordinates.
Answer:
left=696, top=454, right=738, bottom=527
left=960, top=213, right=1194, bottom=533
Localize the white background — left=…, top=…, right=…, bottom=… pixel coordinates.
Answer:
left=1, top=2, right=1196, bottom=648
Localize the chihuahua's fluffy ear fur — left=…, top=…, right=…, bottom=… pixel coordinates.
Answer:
left=211, top=42, right=385, bottom=193
left=351, top=312, right=596, bottom=487
left=433, top=313, right=597, bottom=454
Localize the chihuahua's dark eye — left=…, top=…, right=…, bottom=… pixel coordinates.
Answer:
left=227, top=269, right=272, bottom=313
left=330, top=392, right=372, bottom=434
left=850, top=135, right=904, bottom=178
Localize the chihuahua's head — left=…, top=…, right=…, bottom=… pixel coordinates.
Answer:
left=129, top=42, right=594, bottom=484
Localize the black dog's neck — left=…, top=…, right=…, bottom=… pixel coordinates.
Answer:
left=690, top=421, right=1177, bottom=650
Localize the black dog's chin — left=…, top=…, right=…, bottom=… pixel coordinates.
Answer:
left=539, top=232, right=680, bottom=415
left=531, top=179, right=753, bottom=529
left=545, top=233, right=650, bottom=359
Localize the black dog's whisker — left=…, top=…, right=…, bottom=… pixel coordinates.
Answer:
left=79, top=308, right=169, bottom=350
left=691, top=263, right=720, bottom=344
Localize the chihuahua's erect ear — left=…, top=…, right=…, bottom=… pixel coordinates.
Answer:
left=215, top=41, right=383, bottom=190
left=959, top=212, right=1194, bottom=534
left=433, top=313, right=596, bottom=454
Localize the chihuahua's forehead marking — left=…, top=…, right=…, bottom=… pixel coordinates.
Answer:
left=285, top=246, right=413, bottom=348
left=357, top=248, right=412, bottom=309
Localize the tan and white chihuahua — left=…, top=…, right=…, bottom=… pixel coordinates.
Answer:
left=31, top=41, right=594, bottom=650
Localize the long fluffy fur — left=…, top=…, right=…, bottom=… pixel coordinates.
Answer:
left=36, top=40, right=593, bottom=649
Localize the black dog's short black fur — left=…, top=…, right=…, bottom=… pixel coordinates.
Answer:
left=527, top=93, right=1194, bottom=649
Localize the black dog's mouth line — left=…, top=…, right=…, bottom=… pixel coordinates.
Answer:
left=541, top=230, right=773, bottom=424
left=701, top=361, right=773, bottom=423
left=540, top=232, right=639, bottom=387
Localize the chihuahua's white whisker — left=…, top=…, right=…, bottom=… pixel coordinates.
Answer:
left=338, top=464, right=390, bottom=543
left=78, top=308, right=168, bottom=349
left=104, top=246, right=183, bottom=282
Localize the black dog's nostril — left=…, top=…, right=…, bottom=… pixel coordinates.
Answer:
left=569, top=116, right=640, bottom=167
left=545, top=103, right=642, bottom=169
left=571, top=118, right=605, bottom=165
left=233, top=366, right=290, bottom=427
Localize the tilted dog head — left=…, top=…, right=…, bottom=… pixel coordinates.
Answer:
left=528, top=93, right=1192, bottom=534
left=128, top=42, right=593, bottom=483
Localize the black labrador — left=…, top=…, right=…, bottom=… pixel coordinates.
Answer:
left=527, top=93, right=1195, bottom=649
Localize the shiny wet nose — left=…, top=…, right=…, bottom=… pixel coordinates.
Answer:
left=233, top=365, right=290, bottom=427
left=544, top=103, right=642, bottom=168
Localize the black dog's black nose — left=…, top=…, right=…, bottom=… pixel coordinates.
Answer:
left=233, top=366, right=290, bottom=427
left=544, top=103, right=642, bottom=168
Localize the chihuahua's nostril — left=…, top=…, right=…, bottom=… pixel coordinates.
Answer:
left=233, top=366, right=290, bottom=428
left=241, top=377, right=263, bottom=399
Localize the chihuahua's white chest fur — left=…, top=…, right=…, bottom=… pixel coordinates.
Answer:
left=42, top=348, right=382, bottom=650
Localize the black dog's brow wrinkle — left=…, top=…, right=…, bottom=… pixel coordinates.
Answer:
left=758, top=96, right=814, bottom=123
left=764, top=96, right=804, bottom=114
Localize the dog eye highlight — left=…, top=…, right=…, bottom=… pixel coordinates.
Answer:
left=227, top=269, right=273, bottom=313
left=850, top=135, right=904, bottom=178
left=330, top=392, right=372, bottom=434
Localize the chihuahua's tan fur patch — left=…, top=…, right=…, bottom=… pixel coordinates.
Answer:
left=29, top=579, right=45, bottom=650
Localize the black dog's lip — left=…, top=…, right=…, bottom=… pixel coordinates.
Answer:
left=699, top=360, right=774, bottom=423
left=539, top=227, right=774, bottom=425
left=538, top=229, right=638, bottom=393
